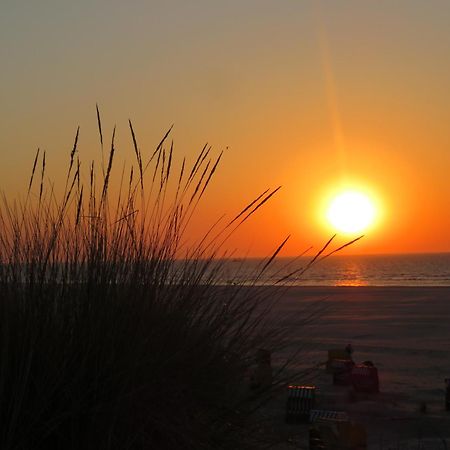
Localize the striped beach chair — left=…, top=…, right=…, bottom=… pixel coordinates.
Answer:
left=309, top=409, right=349, bottom=423
left=285, top=385, right=316, bottom=423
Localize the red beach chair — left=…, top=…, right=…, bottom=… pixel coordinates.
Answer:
left=351, top=362, right=379, bottom=393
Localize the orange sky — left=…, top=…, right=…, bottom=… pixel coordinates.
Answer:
left=1, top=1, right=450, bottom=257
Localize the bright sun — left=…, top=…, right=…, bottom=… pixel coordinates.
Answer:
left=326, top=190, right=376, bottom=234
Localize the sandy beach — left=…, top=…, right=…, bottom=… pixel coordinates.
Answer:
left=261, top=286, right=450, bottom=449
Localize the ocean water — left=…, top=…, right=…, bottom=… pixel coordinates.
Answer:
left=214, top=253, right=450, bottom=287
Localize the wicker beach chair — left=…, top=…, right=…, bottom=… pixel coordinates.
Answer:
left=309, top=420, right=367, bottom=450
left=351, top=362, right=379, bottom=393
left=249, top=348, right=272, bottom=390
left=326, top=349, right=353, bottom=374
left=285, top=385, right=316, bottom=424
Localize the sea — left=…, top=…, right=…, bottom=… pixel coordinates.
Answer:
left=213, top=253, right=450, bottom=287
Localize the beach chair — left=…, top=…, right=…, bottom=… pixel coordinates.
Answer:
left=326, top=349, right=353, bottom=374
left=332, top=359, right=355, bottom=386
left=309, top=420, right=367, bottom=450
left=351, top=362, right=379, bottom=393
left=285, top=385, right=316, bottom=424
left=309, top=409, right=349, bottom=423
left=445, top=378, right=450, bottom=411
left=309, top=426, right=327, bottom=450
left=249, top=348, right=272, bottom=390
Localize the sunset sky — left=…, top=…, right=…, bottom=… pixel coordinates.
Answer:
left=1, top=1, right=450, bottom=256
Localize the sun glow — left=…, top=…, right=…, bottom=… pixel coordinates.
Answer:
left=326, top=190, right=376, bottom=234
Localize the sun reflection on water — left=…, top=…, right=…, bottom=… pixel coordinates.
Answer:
left=334, top=262, right=369, bottom=286
left=335, top=279, right=369, bottom=287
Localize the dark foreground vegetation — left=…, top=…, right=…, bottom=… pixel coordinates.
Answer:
left=0, top=112, right=320, bottom=450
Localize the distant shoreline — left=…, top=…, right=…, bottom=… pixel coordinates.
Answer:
left=275, top=285, right=450, bottom=290
left=205, top=253, right=450, bottom=287
left=223, top=284, right=450, bottom=292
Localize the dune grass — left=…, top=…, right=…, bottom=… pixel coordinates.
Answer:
left=0, top=112, right=347, bottom=449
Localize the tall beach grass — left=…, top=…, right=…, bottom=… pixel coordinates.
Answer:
left=0, top=112, right=351, bottom=449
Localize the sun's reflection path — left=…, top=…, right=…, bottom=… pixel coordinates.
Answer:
left=334, top=262, right=368, bottom=286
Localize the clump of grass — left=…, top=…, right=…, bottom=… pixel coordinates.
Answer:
left=0, top=111, right=345, bottom=449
